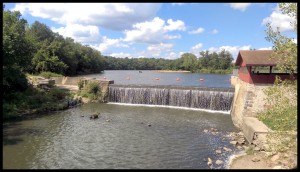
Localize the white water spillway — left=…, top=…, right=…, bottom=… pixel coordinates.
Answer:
left=108, top=85, right=234, bottom=112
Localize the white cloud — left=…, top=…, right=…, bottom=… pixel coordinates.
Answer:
left=229, top=3, right=251, bottom=12
left=258, top=47, right=272, bottom=50
left=207, top=45, right=251, bottom=59
left=190, top=43, right=203, bottom=56
left=164, top=19, right=186, bottom=31
left=124, top=17, right=186, bottom=44
left=211, top=29, right=218, bottom=34
left=109, top=52, right=132, bottom=58
left=262, top=5, right=295, bottom=32
left=12, top=3, right=161, bottom=31
left=52, top=24, right=100, bottom=44
left=146, top=43, right=174, bottom=57
left=189, top=27, right=205, bottom=34
left=91, top=36, right=128, bottom=53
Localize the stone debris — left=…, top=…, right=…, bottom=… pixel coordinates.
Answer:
left=230, top=141, right=237, bottom=145
left=272, top=166, right=283, bottom=169
left=215, top=160, right=223, bottom=165
left=216, top=150, right=222, bottom=154
left=237, top=146, right=243, bottom=150
left=207, top=157, right=212, bottom=166
left=210, top=128, right=218, bottom=132
left=223, top=147, right=232, bottom=152
left=254, top=147, right=260, bottom=151
left=271, top=154, right=280, bottom=162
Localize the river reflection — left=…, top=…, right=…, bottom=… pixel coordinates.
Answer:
left=3, top=103, right=239, bottom=169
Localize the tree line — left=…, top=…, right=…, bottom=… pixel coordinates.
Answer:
left=103, top=51, right=233, bottom=73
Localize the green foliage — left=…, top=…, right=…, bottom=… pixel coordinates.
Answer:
left=265, top=3, right=297, bottom=75
left=257, top=77, right=297, bottom=131
left=3, top=103, right=18, bottom=120
left=181, top=53, right=198, bottom=72
left=245, top=146, right=255, bottom=155
left=39, top=71, right=63, bottom=79
left=264, top=132, right=297, bottom=153
left=197, top=68, right=232, bottom=74
left=77, top=80, right=85, bottom=90
left=198, top=49, right=233, bottom=70
left=103, top=50, right=233, bottom=73
left=48, top=88, right=70, bottom=100
left=258, top=3, right=297, bottom=154
left=79, top=81, right=101, bottom=100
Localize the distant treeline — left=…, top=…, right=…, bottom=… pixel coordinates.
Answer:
left=103, top=50, right=234, bottom=73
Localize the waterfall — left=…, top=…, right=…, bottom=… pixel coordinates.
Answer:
left=109, top=85, right=234, bottom=111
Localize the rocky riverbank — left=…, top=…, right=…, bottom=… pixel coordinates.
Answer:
left=202, top=128, right=297, bottom=169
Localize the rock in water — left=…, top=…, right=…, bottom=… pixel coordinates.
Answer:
left=207, top=157, right=212, bottom=166
left=90, top=114, right=99, bottom=119
left=215, top=160, right=223, bottom=165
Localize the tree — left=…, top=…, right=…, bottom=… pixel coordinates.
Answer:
left=265, top=3, right=297, bottom=75
left=3, top=9, right=33, bottom=93
left=181, top=53, right=198, bottom=72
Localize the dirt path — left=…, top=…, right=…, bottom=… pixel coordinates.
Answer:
left=228, top=149, right=297, bottom=169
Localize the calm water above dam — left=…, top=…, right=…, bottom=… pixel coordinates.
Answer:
left=81, top=70, right=232, bottom=88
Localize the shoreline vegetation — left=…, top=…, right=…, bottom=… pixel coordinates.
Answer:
left=153, top=70, right=190, bottom=73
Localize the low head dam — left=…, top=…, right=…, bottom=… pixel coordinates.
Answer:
left=109, top=85, right=234, bottom=112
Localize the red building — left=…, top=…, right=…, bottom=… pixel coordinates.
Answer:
left=235, top=50, right=297, bottom=84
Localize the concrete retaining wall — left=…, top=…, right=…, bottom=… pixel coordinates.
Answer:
left=230, top=76, right=273, bottom=144
left=230, top=77, right=272, bottom=128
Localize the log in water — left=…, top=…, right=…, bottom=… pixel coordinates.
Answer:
left=109, top=85, right=234, bottom=111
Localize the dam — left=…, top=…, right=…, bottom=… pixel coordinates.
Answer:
left=109, top=85, right=234, bottom=112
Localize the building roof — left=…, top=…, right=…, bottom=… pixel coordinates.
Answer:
left=235, top=50, right=280, bottom=66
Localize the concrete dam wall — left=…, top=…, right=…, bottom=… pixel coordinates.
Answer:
left=109, top=85, right=234, bottom=112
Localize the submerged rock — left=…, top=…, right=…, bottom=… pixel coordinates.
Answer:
left=90, top=114, right=99, bottom=119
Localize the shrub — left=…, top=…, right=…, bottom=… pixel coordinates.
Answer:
left=3, top=103, right=17, bottom=120
left=78, top=80, right=84, bottom=90
left=49, top=88, right=70, bottom=100
left=80, top=81, right=101, bottom=100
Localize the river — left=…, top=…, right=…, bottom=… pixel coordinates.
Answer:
left=3, top=71, right=238, bottom=169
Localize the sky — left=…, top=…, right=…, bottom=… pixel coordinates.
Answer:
left=4, top=3, right=297, bottom=61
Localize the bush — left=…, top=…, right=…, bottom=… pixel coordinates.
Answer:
left=3, top=103, right=17, bottom=120
left=257, top=77, right=297, bottom=131
left=78, top=80, right=84, bottom=90
left=48, top=88, right=70, bottom=100
left=80, top=81, right=101, bottom=100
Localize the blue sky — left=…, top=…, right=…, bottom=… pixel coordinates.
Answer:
left=4, top=3, right=297, bottom=60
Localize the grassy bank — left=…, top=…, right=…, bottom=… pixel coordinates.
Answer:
left=3, top=85, right=75, bottom=121
left=196, top=68, right=233, bottom=74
